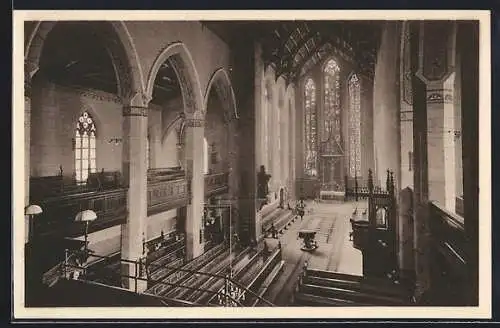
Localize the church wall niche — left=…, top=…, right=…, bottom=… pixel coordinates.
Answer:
left=30, top=79, right=123, bottom=178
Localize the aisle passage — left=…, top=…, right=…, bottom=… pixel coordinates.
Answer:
left=263, top=200, right=365, bottom=306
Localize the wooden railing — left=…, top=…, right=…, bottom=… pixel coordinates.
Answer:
left=33, top=188, right=128, bottom=239
left=204, top=172, right=229, bottom=197
left=147, top=167, right=185, bottom=183
left=428, top=201, right=469, bottom=305
left=147, top=177, right=190, bottom=216
left=30, top=170, right=123, bottom=202
left=429, top=201, right=466, bottom=267
left=455, top=196, right=464, bottom=217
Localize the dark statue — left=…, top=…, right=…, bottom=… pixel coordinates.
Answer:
left=257, top=165, right=271, bottom=200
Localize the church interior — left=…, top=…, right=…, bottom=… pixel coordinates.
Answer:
left=22, top=19, right=479, bottom=308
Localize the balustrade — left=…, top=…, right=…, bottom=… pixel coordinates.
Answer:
left=429, top=201, right=466, bottom=266
left=204, top=172, right=229, bottom=197
left=147, top=178, right=190, bottom=216
left=33, top=188, right=128, bottom=239
left=428, top=201, right=469, bottom=305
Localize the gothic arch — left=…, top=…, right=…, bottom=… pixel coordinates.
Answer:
left=161, top=113, right=186, bottom=145
left=76, top=103, right=103, bottom=137
left=146, top=42, right=204, bottom=118
left=24, top=21, right=145, bottom=100
left=204, top=68, right=239, bottom=120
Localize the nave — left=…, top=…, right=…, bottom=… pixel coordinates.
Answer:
left=264, top=200, right=363, bottom=305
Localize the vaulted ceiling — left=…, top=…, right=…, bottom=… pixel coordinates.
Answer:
left=38, top=21, right=381, bottom=103
left=204, top=21, right=382, bottom=84
left=38, top=22, right=181, bottom=105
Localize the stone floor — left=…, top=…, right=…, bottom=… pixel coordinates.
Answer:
left=263, top=200, right=368, bottom=306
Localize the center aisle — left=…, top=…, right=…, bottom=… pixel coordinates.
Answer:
left=262, top=200, right=364, bottom=306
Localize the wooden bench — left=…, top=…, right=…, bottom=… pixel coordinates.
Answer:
left=293, top=292, right=371, bottom=306
left=304, top=275, right=411, bottom=300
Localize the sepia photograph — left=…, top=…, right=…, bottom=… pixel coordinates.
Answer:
left=12, top=10, right=491, bottom=320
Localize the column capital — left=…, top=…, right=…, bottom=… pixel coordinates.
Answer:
left=415, top=21, right=457, bottom=85
left=184, top=110, right=205, bottom=127
left=123, top=105, right=148, bottom=117
left=123, top=90, right=152, bottom=108
left=425, top=87, right=454, bottom=104
left=184, top=118, right=205, bottom=127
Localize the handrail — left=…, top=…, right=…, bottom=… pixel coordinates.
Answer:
left=62, top=262, right=244, bottom=307
left=429, top=201, right=464, bottom=229
left=147, top=260, right=276, bottom=307
left=62, top=249, right=274, bottom=307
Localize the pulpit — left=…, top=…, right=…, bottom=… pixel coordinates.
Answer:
left=349, top=169, right=399, bottom=281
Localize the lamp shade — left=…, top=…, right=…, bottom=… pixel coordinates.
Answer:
left=74, top=210, right=97, bottom=222
left=25, top=204, right=43, bottom=215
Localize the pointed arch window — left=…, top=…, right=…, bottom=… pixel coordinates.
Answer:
left=348, top=73, right=361, bottom=177
left=323, top=59, right=341, bottom=151
left=75, top=111, right=97, bottom=184
left=304, top=78, right=317, bottom=177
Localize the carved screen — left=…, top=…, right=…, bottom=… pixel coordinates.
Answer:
left=348, top=73, right=361, bottom=177
left=323, top=59, right=341, bottom=152
left=75, top=111, right=97, bottom=184
left=304, top=78, right=317, bottom=177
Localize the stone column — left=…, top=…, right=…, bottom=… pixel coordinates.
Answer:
left=412, top=20, right=458, bottom=301
left=120, top=93, right=149, bottom=292
left=226, top=117, right=240, bottom=235
left=373, top=21, right=402, bottom=187
left=184, top=116, right=205, bottom=260
left=458, top=21, right=479, bottom=305
left=400, top=21, right=415, bottom=190
left=416, top=21, right=458, bottom=211
left=288, top=100, right=294, bottom=198
left=24, top=62, right=38, bottom=244
left=270, top=87, right=278, bottom=194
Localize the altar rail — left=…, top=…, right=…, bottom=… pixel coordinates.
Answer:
left=205, top=172, right=229, bottom=197
left=147, top=178, right=190, bottom=216
left=344, top=169, right=391, bottom=201
left=33, top=188, right=128, bottom=239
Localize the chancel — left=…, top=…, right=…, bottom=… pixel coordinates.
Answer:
left=22, top=19, right=479, bottom=308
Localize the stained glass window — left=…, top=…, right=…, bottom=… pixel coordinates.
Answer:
left=304, top=78, right=317, bottom=177
left=75, top=111, right=97, bottom=184
left=348, top=73, right=361, bottom=177
left=323, top=59, right=341, bottom=152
